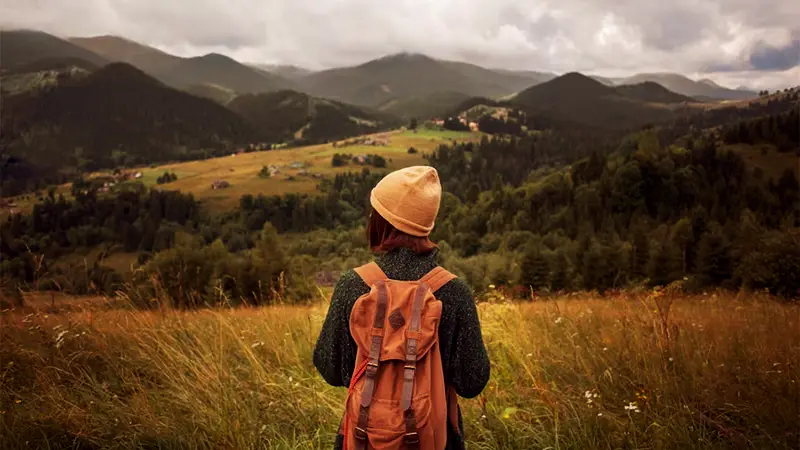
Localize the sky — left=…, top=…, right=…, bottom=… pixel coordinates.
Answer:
left=1, top=0, right=798, bottom=90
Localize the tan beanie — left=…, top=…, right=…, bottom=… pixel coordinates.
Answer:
left=370, top=166, right=442, bottom=237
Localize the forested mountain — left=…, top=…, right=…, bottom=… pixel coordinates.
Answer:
left=0, top=30, right=108, bottom=71
left=619, top=73, right=757, bottom=100
left=228, top=90, right=401, bottom=145
left=71, top=36, right=295, bottom=94
left=512, top=73, right=679, bottom=129
left=614, top=82, right=695, bottom=104
left=376, top=91, right=472, bottom=119
left=69, top=35, right=181, bottom=74
left=1, top=63, right=256, bottom=195
left=298, top=52, right=547, bottom=107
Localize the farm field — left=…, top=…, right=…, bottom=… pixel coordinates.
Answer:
left=2, top=291, right=798, bottom=449
left=2, top=128, right=479, bottom=216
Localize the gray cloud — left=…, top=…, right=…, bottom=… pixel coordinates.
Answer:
left=749, top=35, right=800, bottom=71
left=1, top=0, right=798, bottom=89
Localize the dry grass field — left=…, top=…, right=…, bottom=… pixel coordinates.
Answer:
left=2, top=289, right=798, bottom=449
left=2, top=128, right=478, bottom=217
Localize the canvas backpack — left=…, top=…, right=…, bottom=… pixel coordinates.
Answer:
left=338, top=262, right=461, bottom=450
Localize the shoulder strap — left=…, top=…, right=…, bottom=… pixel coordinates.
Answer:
left=418, top=266, right=457, bottom=293
left=354, top=262, right=388, bottom=286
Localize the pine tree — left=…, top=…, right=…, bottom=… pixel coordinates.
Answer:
left=647, top=241, right=680, bottom=287
left=696, top=226, right=733, bottom=287
left=520, top=246, right=550, bottom=292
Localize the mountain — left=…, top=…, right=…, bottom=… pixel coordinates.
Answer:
left=1, top=63, right=255, bottom=188
left=185, top=83, right=237, bottom=105
left=376, top=91, right=472, bottom=119
left=228, top=90, right=401, bottom=145
left=299, top=52, right=550, bottom=107
left=614, top=82, right=695, bottom=104
left=250, top=64, right=313, bottom=80
left=590, top=75, right=624, bottom=86
left=511, top=72, right=676, bottom=129
left=69, top=35, right=181, bottom=74
left=153, top=53, right=294, bottom=94
left=70, top=35, right=294, bottom=94
left=619, top=73, right=756, bottom=100
left=0, top=30, right=108, bottom=72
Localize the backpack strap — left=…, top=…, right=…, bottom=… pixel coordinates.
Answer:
left=354, top=279, right=389, bottom=450
left=418, top=266, right=457, bottom=293
left=401, top=283, right=427, bottom=449
left=354, top=262, right=388, bottom=287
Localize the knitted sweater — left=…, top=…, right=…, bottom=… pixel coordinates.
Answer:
left=313, top=247, right=491, bottom=450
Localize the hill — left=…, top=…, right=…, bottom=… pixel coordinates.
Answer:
left=250, top=64, right=313, bottom=80
left=228, top=90, right=401, bottom=145
left=153, top=53, right=294, bottom=94
left=511, top=72, right=676, bottom=129
left=614, top=81, right=695, bottom=104
left=1, top=63, right=256, bottom=195
left=0, top=30, right=109, bottom=72
left=185, top=83, right=237, bottom=105
left=619, top=73, right=756, bottom=100
left=299, top=52, right=549, bottom=107
left=376, top=91, right=472, bottom=119
left=70, top=36, right=294, bottom=94
left=69, top=35, right=181, bottom=74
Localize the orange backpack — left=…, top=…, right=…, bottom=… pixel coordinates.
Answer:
left=338, top=262, right=461, bottom=450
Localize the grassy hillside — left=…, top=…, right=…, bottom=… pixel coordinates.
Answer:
left=185, top=83, right=237, bottom=105
left=0, top=30, right=108, bottom=71
left=3, top=292, right=798, bottom=449
left=376, top=91, right=472, bottom=119
left=300, top=52, right=547, bottom=107
left=1, top=63, right=255, bottom=190
left=620, top=73, right=756, bottom=100
left=512, top=73, right=677, bottom=129
left=228, top=90, right=402, bottom=145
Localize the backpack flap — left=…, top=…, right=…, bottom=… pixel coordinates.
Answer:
left=350, top=281, right=442, bottom=363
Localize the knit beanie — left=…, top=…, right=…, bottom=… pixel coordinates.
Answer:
left=370, top=166, right=442, bottom=237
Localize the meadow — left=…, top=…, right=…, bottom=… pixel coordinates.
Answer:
left=2, top=289, right=798, bottom=449
left=2, top=128, right=478, bottom=217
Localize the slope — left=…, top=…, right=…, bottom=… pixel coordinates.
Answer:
left=614, top=82, right=695, bottom=104
left=619, top=73, right=756, bottom=100
left=228, top=90, right=401, bottom=145
left=69, top=35, right=181, bottom=74
left=153, top=53, right=294, bottom=94
left=1, top=63, right=256, bottom=192
left=299, top=52, right=547, bottom=107
left=0, top=30, right=109, bottom=71
left=511, top=73, right=676, bottom=129
left=70, top=36, right=295, bottom=94
left=376, top=91, right=472, bottom=119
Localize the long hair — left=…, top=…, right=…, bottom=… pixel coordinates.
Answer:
left=366, top=209, right=437, bottom=255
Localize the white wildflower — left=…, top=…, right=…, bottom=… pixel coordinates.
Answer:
left=554, top=317, right=563, bottom=324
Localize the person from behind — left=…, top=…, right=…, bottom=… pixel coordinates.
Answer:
left=313, top=166, right=490, bottom=450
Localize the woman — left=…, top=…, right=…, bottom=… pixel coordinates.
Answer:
left=313, top=166, right=491, bottom=450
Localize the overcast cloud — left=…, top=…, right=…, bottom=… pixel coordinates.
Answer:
left=1, top=0, right=798, bottom=89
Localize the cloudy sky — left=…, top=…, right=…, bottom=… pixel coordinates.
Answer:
left=1, top=0, right=798, bottom=89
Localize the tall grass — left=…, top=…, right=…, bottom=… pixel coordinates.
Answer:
left=1, top=291, right=798, bottom=449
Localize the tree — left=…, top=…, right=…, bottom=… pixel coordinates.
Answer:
left=409, top=117, right=418, bottom=130
left=519, top=246, right=549, bottom=292
left=696, top=226, right=733, bottom=287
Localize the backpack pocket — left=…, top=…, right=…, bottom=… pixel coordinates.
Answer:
left=344, top=388, right=434, bottom=449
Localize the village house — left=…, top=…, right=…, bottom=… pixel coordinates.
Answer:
left=469, top=121, right=479, bottom=132
left=211, top=180, right=230, bottom=190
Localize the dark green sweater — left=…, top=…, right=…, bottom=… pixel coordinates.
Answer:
left=313, top=248, right=491, bottom=450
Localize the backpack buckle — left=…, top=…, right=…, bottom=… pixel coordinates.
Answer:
left=355, top=426, right=367, bottom=440
left=404, top=431, right=419, bottom=444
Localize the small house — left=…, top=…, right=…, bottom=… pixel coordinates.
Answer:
left=289, top=161, right=305, bottom=169
left=469, top=121, right=479, bottom=132
left=211, top=180, right=230, bottom=190
left=134, top=172, right=143, bottom=179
